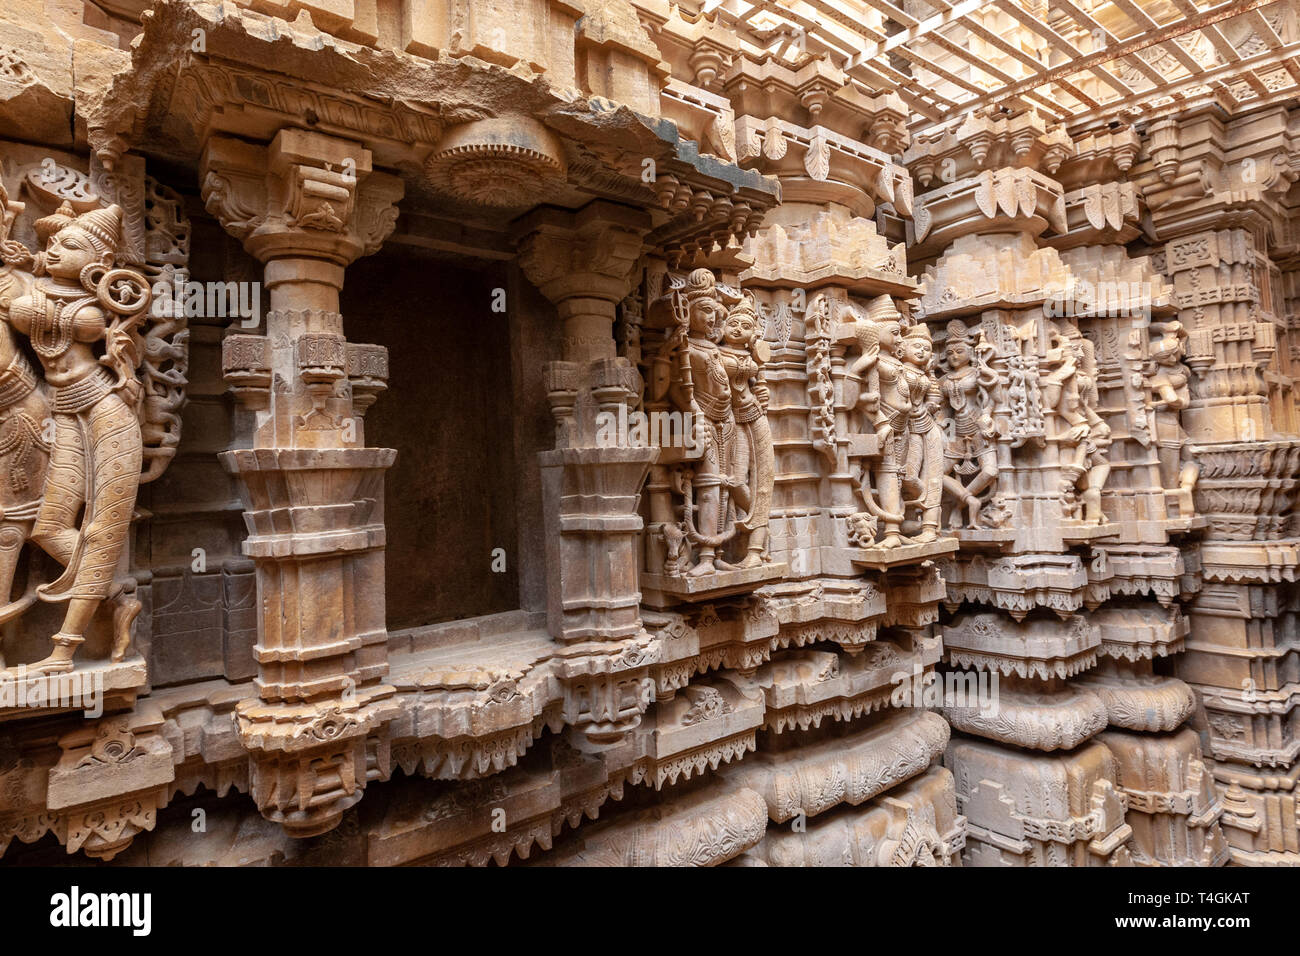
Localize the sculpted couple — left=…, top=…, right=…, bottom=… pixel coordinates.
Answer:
left=662, top=268, right=774, bottom=577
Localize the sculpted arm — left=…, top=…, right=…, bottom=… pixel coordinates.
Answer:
left=1151, top=378, right=1189, bottom=411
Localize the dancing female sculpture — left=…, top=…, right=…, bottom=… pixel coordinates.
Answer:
left=719, top=296, right=774, bottom=568
left=939, top=320, right=999, bottom=528
left=845, top=297, right=946, bottom=547
left=5, top=202, right=149, bottom=675
left=1148, top=321, right=1198, bottom=515
left=846, top=295, right=905, bottom=546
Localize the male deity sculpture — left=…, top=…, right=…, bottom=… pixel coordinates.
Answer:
left=1, top=201, right=153, bottom=675
left=938, top=319, right=999, bottom=528
left=1147, top=320, right=1198, bottom=514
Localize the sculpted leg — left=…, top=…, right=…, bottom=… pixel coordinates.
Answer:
left=689, top=436, right=721, bottom=579
left=737, top=417, right=773, bottom=568
left=0, top=523, right=26, bottom=603
left=30, top=413, right=84, bottom=569
left=877, top=456, right=904, bottom=549
left=29, top=397, right=142, bottom=671
left=911, top=428, right=944, bottom=543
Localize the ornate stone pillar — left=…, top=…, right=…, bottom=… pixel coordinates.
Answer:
left=515, top=201, right=660, bottom=743
left=1136, top=104, right=1300, bottom=864
left=202, top=128, right=405, bottom=837
left=904, top=113, right=1135, bottom=865
left=1043, top=129, right=1226, bottom=867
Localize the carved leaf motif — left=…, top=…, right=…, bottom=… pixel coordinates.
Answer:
left=763, top=124, right=787, bottom=161
left=738, top=127, right=763, bottom=163
left=767, top=301, right=793, bottom=345
left=975, top=170, right=996, bottom=220
left=876, top=163, right=895, bottom=204
left=995, top=169, right=1017, bottom=216
left=708, top=111, right=737, bottom=164
left=92, top=165, right=147, bottom=266
left=1083, top=184, right=1105, bottom=230
left=1103, top=187, right=1122, bottom=231
left=913, top=197, right=932, bottom=242
left=805, top=135, right=830, bottom=182
left=894, top=171, right=914, bottom=216
left=1016, top=174, right=1036, bottom=219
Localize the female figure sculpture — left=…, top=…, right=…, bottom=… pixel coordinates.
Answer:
left=845, top=297, right=944, bottom=547
left=5, top=202, right=147, bottom=674
left=719, top=296, right=773, bottom=568
left=846, top=296, right=906, bottom=546
left=1148, top=321, right=1198, bottom=513
left=1060, top=324, right=1111, bottom=522
left=939, top=320, right=999, bottom=528
left=897, top=323, right=945, bottom=543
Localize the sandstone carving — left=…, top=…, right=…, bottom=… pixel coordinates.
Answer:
left=0, top=0, right=1296, bottom=874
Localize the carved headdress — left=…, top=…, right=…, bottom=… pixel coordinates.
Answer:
left=684, top=268, right=718, bottom=304
left=1151, top=320, right=1188, bottom=364
left=681, top=268, right=727, bottom=339
left=34, top=202, right=123, bottom=267
left=34, top=200, right=76, bottom=245
left=726, top=294, right=761, bottom=338
left=903, top=321, right=932, bottom=346
left=945, top=319, right=975, bottom=347
left=726, top=294, right=770, bottom=362
left=70, top=204, right=123, bottom=255
left=865, top=294, right=901, bottom=327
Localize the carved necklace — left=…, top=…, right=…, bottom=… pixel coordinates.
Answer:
left=704, top=350, right=729, bottom=390
left=946, top=367, right=975, bottom=413
left=28, top=283, right=95, bottom=360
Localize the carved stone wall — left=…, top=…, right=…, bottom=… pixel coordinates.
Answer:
left=0, top=0, right=1296, bottom=868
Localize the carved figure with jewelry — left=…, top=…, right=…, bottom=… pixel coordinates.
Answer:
left=1063, top=324, right=1111, bottom=522
left=718, top=295, right=774, bottom=568
left=844, top=296, right=945, bottom=547
left=1148, top=320, right=1198, bottom=514
left=660, top=268, right=739, bottom=576
left=938, top=319, right=998, bottom=528
left=2, top=201, right=152, bottom=676
left=897, top=322, right=945, bottom=543
left=0, top=180, right=53, bottom=668
left=1042, top=322, right=1111, bottom=521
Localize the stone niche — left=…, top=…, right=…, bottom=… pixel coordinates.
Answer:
left=340, top=249, right=529, bottom=630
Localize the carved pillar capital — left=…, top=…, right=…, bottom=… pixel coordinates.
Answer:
left=515, top=201, right=650, bottom=364
left=201, top=129, right=404, bottom=269
left=516, top=201, right=649, bottom=295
